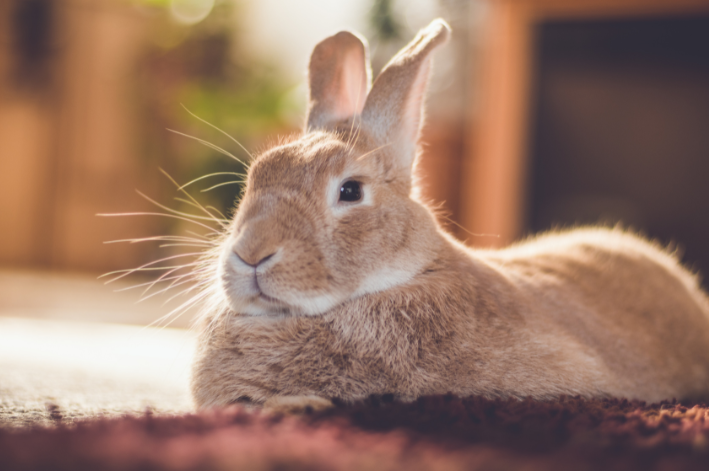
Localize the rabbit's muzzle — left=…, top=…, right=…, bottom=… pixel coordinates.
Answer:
left=218, top=197, right=343, bottom=317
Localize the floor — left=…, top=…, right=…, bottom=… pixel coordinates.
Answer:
left=0, top=270, right=199, bottom=428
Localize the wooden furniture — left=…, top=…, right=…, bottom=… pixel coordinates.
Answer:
left=0, top=0, right=162, bottom=272
left=460, top=0, right=709, bottom=247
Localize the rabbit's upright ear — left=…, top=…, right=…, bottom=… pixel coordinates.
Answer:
left=362, top=19, right=450, bottom=174
left=305, top=31, right=371, bottom=131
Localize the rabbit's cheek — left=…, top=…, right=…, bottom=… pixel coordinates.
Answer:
left=258, top=249, right=348, bottom=316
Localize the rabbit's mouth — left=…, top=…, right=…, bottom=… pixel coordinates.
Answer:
left=256, top=292, right=292, bottom=313
left=224, top=276, right=344, bottom=318
left=246, top=292, right=292, bottom=317
left=258, top=292, right=279, bottom=303
left=236, top=286, right=341, bottom=317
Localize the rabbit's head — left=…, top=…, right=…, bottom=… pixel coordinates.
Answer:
left=218, top=19, right=451, bottom=317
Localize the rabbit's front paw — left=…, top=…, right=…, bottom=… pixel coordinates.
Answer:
left=262, top=395, right=334, bottom=415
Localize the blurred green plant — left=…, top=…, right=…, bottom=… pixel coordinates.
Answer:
left=369, top=0, right=404, bottom=42
left=134, top=0, right=300, bottom=238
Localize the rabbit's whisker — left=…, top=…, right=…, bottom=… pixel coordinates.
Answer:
left=101, top=254, right=203, bottom=283
left=178, top=172, right=247, bottom=191
left=164, top=281, right=203, bottom=304
left=153, top=281, right=214, bottom=327
left=160, top=168, right=227, bottom=227
left=346, top=80, right=365, bottom=150
left=172, top=198, right=231, bottom=227
left=180, top=104, right=254, bottom=161
left=104, top=235, right=213, bottom=246
left=348, top=108, right=365, bottom=152
left=137, top=190, right=228, bottom=224
left=440, top=214, right=501, bottom=240
left=101, top=265, right=198, bottom=278
left=356, top=143, right=392, bottom=161
left=200, top=180, right=246, bottom=192
left=138, top=276, right=197, bottom=303
left=104, top=264, right=200, bottom=287
left=205, top=205, right=229, bottom=221
left=166, top=129, right=246, bottom=166
left=104, top=236, right=214, bottom=247
left=158, top=243, right=215, bottom=248
left=138, top=263, right=198, bottom=297
left=115, top=272, right=190, bottom=293
left=99, top=211, right=221, bottom=234
left=185, top=230, right=212, bottom=241
left=144, top=287, right=211, bottom=330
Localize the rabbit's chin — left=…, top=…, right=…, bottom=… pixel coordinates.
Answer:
left=224, top=289, right=344, bottom=318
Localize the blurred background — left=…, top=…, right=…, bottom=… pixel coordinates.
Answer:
left=1, top=0, right=709, bottom=425
left=1, top=0, right=709, bottom=315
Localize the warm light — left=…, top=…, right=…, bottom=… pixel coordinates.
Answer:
left=170, top=0, right=215, bottom=25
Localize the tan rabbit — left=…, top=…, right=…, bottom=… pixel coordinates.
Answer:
left=191, top=19, right=709, bottom=411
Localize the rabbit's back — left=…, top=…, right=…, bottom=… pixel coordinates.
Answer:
left=481, top=227, right=709, bottom=401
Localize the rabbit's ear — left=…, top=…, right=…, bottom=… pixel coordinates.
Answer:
left=362, top=19, right=450, bottom=172
left=306, top=31, right=371, bottom=131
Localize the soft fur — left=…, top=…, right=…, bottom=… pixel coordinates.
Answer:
left=191, top=19, right=709, bottom=409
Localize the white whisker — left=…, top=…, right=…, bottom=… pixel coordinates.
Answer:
left=164, top=278, right=208, bottom=304
left=356, top=142, right=392, bottom=161
left=166, top=129, right=246, bottom=165
left=178, top=172, right=247, bottom=191
left=136, top=190, right=228, bottom=225
left=180, top=104, right=255, bottom=160
left=98, top=212, right=220, bottom=234
left=159, top=168, right=227, bottom=226
left=201, top=180, right=245, bottom=192
left=158, top=243, right=216, bottom=248
left=138, top=276, right=197, bottom=303
left=113, top=273, right=188, bottom=293
left=101, top=253, right=203, bottom=283
left=104, top=235, right=213, bottom=246
left=185, top=230, right=212, bottom=241
left=205, top=205, right=229, bottom=221
left=146, top=287, right=211, bottom=330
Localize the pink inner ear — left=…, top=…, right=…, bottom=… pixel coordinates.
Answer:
left=359, top=19, right=449, bottom=156
left=306, top=31, right=370, bottom=130
left=401, top=58, right=431, bottom=141
left=327, top=53, right=367, bottom=123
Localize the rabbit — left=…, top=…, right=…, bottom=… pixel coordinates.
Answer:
left=190, top=19, right=709, bottom=411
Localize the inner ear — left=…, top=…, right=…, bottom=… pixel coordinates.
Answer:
left=305, top=31, right=371, bottom=131
left=361, top=19, right=450, bottom=172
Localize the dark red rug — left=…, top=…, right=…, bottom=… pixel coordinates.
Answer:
left=2, top=395, right=708, bottom=470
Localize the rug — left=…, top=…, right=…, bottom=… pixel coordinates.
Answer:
left=2, top=395, right=708, bottom=471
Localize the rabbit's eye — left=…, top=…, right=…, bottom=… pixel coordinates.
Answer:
left=339, top=180, right=362, bottom=203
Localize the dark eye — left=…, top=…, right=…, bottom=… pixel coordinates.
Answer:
left=339, top=180, right=362, bottom=203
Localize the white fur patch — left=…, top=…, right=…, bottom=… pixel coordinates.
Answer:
left=353, top=264, right=418, bottom=298
left=287, top=292, right=342, bottom=316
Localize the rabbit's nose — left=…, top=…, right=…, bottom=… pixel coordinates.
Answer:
left=232, top=229, right=278, bottom=268
left=232, top=217, right=282, bottom=268
left=234, top=250, right=275, bottom=268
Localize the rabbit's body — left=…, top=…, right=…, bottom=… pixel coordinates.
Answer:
left=193, top=227, right=709, bottom=407
left=190, top=20, right=709, bottom=408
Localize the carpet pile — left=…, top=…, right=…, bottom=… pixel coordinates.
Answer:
left=1, top=395, right=708, bottom=470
